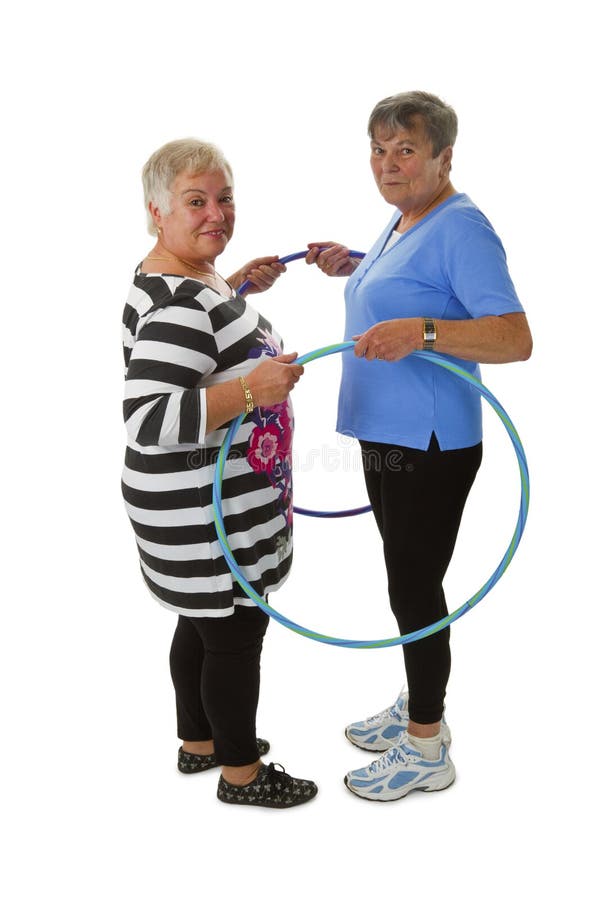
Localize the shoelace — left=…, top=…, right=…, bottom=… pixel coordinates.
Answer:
left=262, top=762, right=295, bottom=787
left=368, top=743, right=416, bottom=774
left=363, top=692, right=408, bottom=725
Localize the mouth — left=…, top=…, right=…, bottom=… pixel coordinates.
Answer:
left=201, top=229, right=227, bottom=238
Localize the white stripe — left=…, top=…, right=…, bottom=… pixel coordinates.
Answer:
left=124, top=379, right=181, bottom=399
left=214, top=306, right=259, bottom=353
left=122, top=464, right=212, bottom=492
left=122, top=327, right=135, bottom=348
left=132, top=339, right=216, bottom=375
left=141, top=559, right=231, bottom=592
left=125, top=501, right=209, bottom=527
left=125, top=438, right=201, bottom=455
left=146, top=305, right=213, bottom=333
left=135, top=516, right=287, bottom=560
left=198, top=387, right=207, bottom=445
left=202, top=356, right=263, bottom=386
left=146, top=573, right=290, bottom=616
left=125, top=396, right=160, bottom=438
left=141, top=547, right=289, bottom=593
left=124, top=484, right=276, bottom=528
left=220, top=486, right=276, bottom=520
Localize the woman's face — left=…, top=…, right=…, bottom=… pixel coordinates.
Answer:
left=151, top=168, right=235, bottom=264
left=370, top=118, right=452, bottom=214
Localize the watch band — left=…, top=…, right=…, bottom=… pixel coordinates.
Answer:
left=239, top=375, right=254, bottom=414
left=422, top=317, right=437, bottom=351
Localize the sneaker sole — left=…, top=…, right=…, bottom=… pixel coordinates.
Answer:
left=344, top=761, right=456, bottom=802
left=217, top=786, right=318, bottom=808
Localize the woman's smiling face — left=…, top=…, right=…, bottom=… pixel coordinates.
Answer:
left=150, top=168, right=235, bottom=264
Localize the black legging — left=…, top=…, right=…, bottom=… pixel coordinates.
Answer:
left=169, top=604, right=269, bottom=766
left=360, top=434, right=482, bottom=724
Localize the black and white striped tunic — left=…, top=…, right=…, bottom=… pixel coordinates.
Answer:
left=122, top=268, right=293, bottom=617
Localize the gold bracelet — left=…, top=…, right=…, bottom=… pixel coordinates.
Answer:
left=239, top=375, right=254, bottom=414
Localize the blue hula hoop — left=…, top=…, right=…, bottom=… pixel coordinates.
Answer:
left=212, top=341, right=530, bottom=649
left=239, top=249, right=368, bottom=520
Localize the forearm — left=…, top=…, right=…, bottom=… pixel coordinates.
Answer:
left=205, top=379, right=249, bottom=433
left=433, top=313, right=532, bottom=364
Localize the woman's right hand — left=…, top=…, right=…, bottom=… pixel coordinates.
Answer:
left=246, top=353, right=304, bottom=406
left=305, top=242, right=360, bottom=277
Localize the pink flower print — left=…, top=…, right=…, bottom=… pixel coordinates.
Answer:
left=248, top=425, right=281, bottom=474
left=269, top=402, right=293, bottom=456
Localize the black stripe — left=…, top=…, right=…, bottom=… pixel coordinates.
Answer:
left=129, top=519, right=214, bottom=545
left=140, top=554, right=292, bottom=610
left=122, top=480, right=201, bottom=511
left=136, top=396, right=168, bottom=447
left=141, top=567, right=233, bottom=610
left=123, top=346, right=132, bottom=369
left=126, top=358, right=201, bottom=388
left=179, top=389, right=200, bottom=444
left=221, top=499, right=283, bottom=535
left=133, top=273, right=175, bottom=309
left=123, top=393, right=164, bottom=423
left=206, top=293, right=247, bottom=331
left=124, top=441, right=248, bottom=473
left=122, top=302, right=140, bottom=333
left=137, top=527, right=288, bottom=577
left=139, top=321, right=218, bottom=357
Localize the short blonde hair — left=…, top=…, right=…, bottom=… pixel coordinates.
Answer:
left=142, top=138, right=234, bottom=235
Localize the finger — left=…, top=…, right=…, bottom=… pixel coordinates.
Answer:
left=248, top=255, right=280, bottom=267
left=273, top=352, right=299, bottom=363
left=353, top=338, right=367, bottom=357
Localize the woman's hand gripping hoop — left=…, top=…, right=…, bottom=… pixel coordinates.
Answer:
left=212, top=339, right=530, bottom=649
left=239, top=250, right=370, bottom=518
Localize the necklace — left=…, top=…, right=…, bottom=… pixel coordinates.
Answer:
left=145, top=249, right=234, bottom=297
left=145, top=253, right=216, bottom=279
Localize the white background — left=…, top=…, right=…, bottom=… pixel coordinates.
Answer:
left=2, top=1, right=597, bottom=897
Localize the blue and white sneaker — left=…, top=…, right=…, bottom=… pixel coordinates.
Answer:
left=344, top=735, right=456, bottom=802
left=345, top=692, right=451, bottom=751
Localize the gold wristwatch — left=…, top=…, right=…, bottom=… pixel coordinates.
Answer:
left=422, top=317, right=437, bottom=351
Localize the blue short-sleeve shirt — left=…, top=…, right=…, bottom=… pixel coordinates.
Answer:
left=336, top=193, right=525, bottom=450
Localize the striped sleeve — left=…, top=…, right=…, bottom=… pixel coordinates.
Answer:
left=123, top=299, right=218, bottom=448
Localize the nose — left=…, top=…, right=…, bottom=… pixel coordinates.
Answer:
left=382, top=153, right=400, bottom=173
left=206, top=199, right=225, bottom=221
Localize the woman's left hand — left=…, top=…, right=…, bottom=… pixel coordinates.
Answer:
left=228, top=256, right=287, bottom=294
left=353, top=318, right=422, bottom=362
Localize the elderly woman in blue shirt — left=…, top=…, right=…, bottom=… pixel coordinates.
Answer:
left=307, top=90, right=532, bottom=802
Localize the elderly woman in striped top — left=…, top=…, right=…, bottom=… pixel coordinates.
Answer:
left=122, top=139, right=317, bottom=808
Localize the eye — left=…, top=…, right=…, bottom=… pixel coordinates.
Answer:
left=372, top=146, right=384, bottom=155
left=400, top=148, right=413, bottom=156
left=220, top=195, right=234, bottom=204
left=189, top=198, right=205, bottom=207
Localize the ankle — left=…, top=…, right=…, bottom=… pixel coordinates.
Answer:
left=182, top=739, right=215, bottom=756
left=407, top=732, right=443, bottom=761
left=221, top=761, right=262, bottom=786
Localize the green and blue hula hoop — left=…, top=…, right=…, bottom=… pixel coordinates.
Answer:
left=211, top=254, right=529, bottom=649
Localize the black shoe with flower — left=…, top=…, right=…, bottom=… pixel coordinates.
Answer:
left=217, top=762, right=318, bottom=808
left=178, top=738, right=271, bottom=774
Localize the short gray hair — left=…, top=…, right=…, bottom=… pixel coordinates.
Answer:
left=142, top=138, right=233, bottom=235
left=368, top=91, right=458, bottom=158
